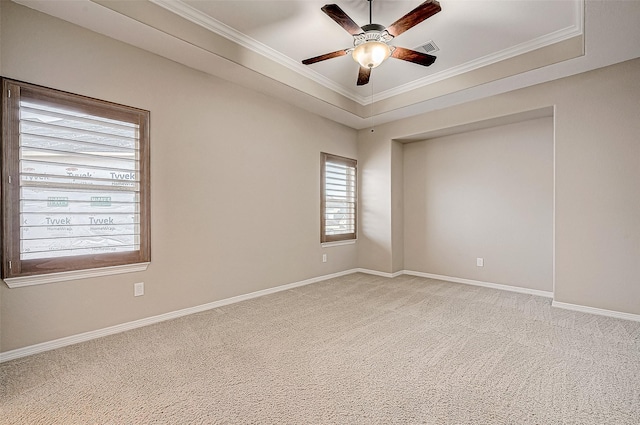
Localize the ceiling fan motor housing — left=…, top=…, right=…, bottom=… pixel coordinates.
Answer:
left=354, top=23, right=393, bottom=47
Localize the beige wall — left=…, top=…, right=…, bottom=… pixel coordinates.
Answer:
left=403, top=118, right=554, bottom=291
left=0, top=2, right=358, bottom=352
left=358, top=57, right=640, bottom=315
left=391, top=141, right=404, bottom=272
left=357, top=131, right=392, bottom=272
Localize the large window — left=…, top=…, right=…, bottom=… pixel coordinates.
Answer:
left=321, top=152, right=357, bottom=243
left=1, top=79, right=150, bottom=282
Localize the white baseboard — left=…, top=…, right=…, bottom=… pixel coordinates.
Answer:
left=402, top=270, right=554, bottom=298
left=355, top=268, right=404, bottom=278
left=3, top=268, right=636, bottom=362
left=0, top=269, right=358, bottom=363
left=552, top=301, right=640, bottom=322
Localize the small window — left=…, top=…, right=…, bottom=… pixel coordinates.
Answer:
left=321, top=152, right=357, bottom=243
left=1, top=79, right=150, bottom=280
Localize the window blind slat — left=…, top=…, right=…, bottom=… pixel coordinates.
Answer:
left=21, top=186, right=137, bottom=202
left=325, top=170, right=355, bottom=178
left=21, top=180, right=139, bottom=193
left=22, top=212, right=139, bottom=225
left=20, top=245, right=141, bottom=260
left=21, top=133, right=138, bottom=153
left=325, top=211, right=355, bottom=215
left=327, top=180, right=353, bottom=191
left=20, top=108, right=138, bottom=137
left=21, top=234, right=140, bottom=251
left=21, top=201, right=137, bottom=214
left=21, top=146, right=136, bottom=164
left=22, top=225, right=139, bottom=240
left=21, top=105, right=138, bottom=132
left=324, top=205, right=356, bottom=210
left=21, top=160, right=138, bottom=180
left=21, top=122, right=137, bottom=146
left=324, top=198, right=355, bottom=204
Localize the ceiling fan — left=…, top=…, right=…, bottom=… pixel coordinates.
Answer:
left=302, top=0, right=441, bottom=86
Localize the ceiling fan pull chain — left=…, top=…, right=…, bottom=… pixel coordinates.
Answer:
left=370, top=79, right=375, bottom=133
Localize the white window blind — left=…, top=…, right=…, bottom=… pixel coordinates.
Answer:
left=18, top=100, right=141, bottom=260
left=321, top=153, right=357, bottom=243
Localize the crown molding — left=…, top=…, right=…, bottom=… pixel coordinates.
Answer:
left=374, top=25, right=583, bottom=103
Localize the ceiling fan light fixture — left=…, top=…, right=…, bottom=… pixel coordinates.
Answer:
left=352, top=41, right=391, bottom=69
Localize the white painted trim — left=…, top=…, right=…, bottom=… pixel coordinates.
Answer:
left=3, top=263, right=150, bottom=288
left=322, top=240, right=356, bottom=248
left=402, top=270, right=554, bottom=298
left=0, top=268, right=357, bottom=363
left=552, top=301, right=640, bottom=322
left=355, top=268, right=403, bottom=278
left=374, top=25, right=583, bottom=103
left=552, top=105, right=557, bottom=296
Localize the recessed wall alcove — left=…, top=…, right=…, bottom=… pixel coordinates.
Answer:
left=396, top=107, right=555, bottom=293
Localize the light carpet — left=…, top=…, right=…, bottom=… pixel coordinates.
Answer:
left=1, top=273, right=639, bottom=424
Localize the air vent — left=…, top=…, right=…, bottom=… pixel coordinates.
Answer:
left=419, top=40, right=439, bottom=54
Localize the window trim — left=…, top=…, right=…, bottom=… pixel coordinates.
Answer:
left=1, top=78, right=150, bottom=281
left=3, top=262, right=150, bottom=288
left=320, top=152, right=357, bottom=243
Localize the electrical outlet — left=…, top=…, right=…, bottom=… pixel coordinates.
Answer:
left=322, top=254, right=327, bottom=263
left=134, top=282, right=144, bottom=297
left=476, top=258, right=484, bottom=267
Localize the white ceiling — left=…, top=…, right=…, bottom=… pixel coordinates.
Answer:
left=13, top=0, right=640, bottom=129
left=172, top=0, right=580, bottom=98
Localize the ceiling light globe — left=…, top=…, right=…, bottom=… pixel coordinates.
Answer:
left=352, top=41, right=391, bottom=69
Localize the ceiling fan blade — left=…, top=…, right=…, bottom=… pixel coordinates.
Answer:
left=357, top=66, right=371, bottom=86
left=391, top=47, right=437, bottom=67
left=302, top=49, right=348, bottom=65
left=385, top=0, right=441, bottom=38
left=321, top=4, right=363, bottom=36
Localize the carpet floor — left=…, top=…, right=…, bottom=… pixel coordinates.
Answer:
left=1, top=273, right=639, bottom=424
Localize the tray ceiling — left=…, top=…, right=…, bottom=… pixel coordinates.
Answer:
left=11, top=0, right=640, bottom=129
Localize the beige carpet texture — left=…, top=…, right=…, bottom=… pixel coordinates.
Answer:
left=1, top=273, right=639, bottom=424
